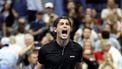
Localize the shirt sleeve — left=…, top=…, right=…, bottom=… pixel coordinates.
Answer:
left=38, top=47, right=46, bottom=64
left=101, top=9, right=107, bottom=20
left=77, top=48, right=83, bottom=62
left=117, top=9, right=122, bottom=18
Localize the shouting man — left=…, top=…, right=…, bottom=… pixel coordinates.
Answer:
left=37, top=16, right=83, bottom=69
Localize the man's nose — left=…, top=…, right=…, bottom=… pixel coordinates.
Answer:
left=63, top=25, right=67, bottom=28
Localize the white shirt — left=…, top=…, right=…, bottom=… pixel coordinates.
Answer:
left=0, top=45, right=21, bottom=69
left=9, top=44, right=22, bottom=55
left=43, top=13, right=58, bottom=23
left=15, top=33, right=26, bottom=49
left=74, top=28, right=98, bottom=43
left=101, top=8, right=122, bottom=20
left=27, top=0, right=43, bottom=11
left=109, top=46, right=122, bottom=69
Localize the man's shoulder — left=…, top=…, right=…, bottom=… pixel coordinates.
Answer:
left=40, top=41, right=55, bottom=50
left=70, top=40, right=82, bottom=49
left=109, top=38, right=119, bottom=44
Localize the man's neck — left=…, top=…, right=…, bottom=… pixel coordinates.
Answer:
left=56, top=38, right=70, bottom=47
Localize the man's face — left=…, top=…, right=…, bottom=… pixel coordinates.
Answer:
left=55, top=19, right=71, bottom=40
left=86, top=8, right=92, bottom=16
left=107, top=0, right=115, bottom=8
left=46, top=8, right=53, bottom=14
left=28, top=53, right=38, bottom=64
left=83, top=29, right=91, bottom=39
left=85, top=15, right=92, bottom=23
left=37, top=14, right=43, bottom=21
left=83, top=41, right=92, bottom=50
left=25, top=37, right=33, bottom=46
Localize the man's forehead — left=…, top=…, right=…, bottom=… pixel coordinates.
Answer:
left=58, top=19, right=69, bottom=23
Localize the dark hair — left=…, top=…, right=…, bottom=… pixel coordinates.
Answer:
left=101, top=31, right=110, bottom=39
left=81, top=27, right=92, bottom=39
left=1, top=2, right=12, bottom=12
left=53, top=16, right=72, bottom=27
left=82, top=27, right=92, bottom=31
left=36, top=11, right=44, bottom=15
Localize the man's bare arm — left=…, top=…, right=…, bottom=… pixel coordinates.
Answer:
left=75, top=62, right=82, bottom=69
left=36, top=62, right=43, bottom=69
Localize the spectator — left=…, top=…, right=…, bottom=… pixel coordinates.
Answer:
left=0, top=35, right=34, bottom=69
left=0, top=0, right=12, bottom=11
left=77, top=5, right=84, bottom=25
left=101, top=0, right=122, bottom=22
left=0, top=45, right=18, bottom=69
left=99, top=40, right=122, bottom=69
left=43, top=2, right=58, bottom=32
left=91, top=8, right=102, bottom=33
left=22, top=52, right=38, bottom=69
left=83, top=14, right=100, bottom=33
left=74, top=15, right=98, bottom=41
left=0, top=1, right=18, bottom=36
left=82, top=40, right=99, bottom=69
left=15, top=17, right=27, bottom=49
left=74, top=27, right=98, bottom=47
left=17, top=34, right=35, bottom=69
left=29, top=11, right=47, bottom=42
left=65, top=1, right=81, bottom=39
left=26, top=0, right=43, bottom=23
left=85, top=8, right=92, bottom=16
left=95, top=31, right=121, bottom=50
left=99, top=53, right=115, bottom=69
left=24, top=34, right=35, bottom=55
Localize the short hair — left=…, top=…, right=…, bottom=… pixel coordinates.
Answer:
left=53, top=16, right=72, bottom=27
left=36, top=11, right=44, bottom=15
left=82, top=27, right=92, bottom=31
left=100, top=39, right=112, bottom=46
left=101, top=31, right=110, bottom=39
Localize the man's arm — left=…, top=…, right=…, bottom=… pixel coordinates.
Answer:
left=18, top=43, right=34, bottom=56
left=75, top=46, right=83, bottom=69
left=36, top=62, right=43, bottom=69
left=29, top=26, right=48, bottom=36
left=75, top=62, right=82, bottom=69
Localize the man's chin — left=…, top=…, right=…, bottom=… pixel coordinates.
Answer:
left=60, top=36, right=69, bottom=40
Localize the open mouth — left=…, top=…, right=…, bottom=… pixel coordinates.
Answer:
left=62, top=30, right=67, bottom=34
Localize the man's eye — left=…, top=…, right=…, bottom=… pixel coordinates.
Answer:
left=60, top=22, right=64, bottom=25
left=66, top=22, right=70, bottom=25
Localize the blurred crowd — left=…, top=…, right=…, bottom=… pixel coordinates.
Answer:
left=0, top=0, right=122, bottom=69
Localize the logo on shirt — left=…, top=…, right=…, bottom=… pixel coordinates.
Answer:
left=70, top=56, right=75, bottom=58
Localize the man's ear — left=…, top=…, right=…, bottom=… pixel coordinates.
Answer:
left=53, top=27, right=57, bottom=32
